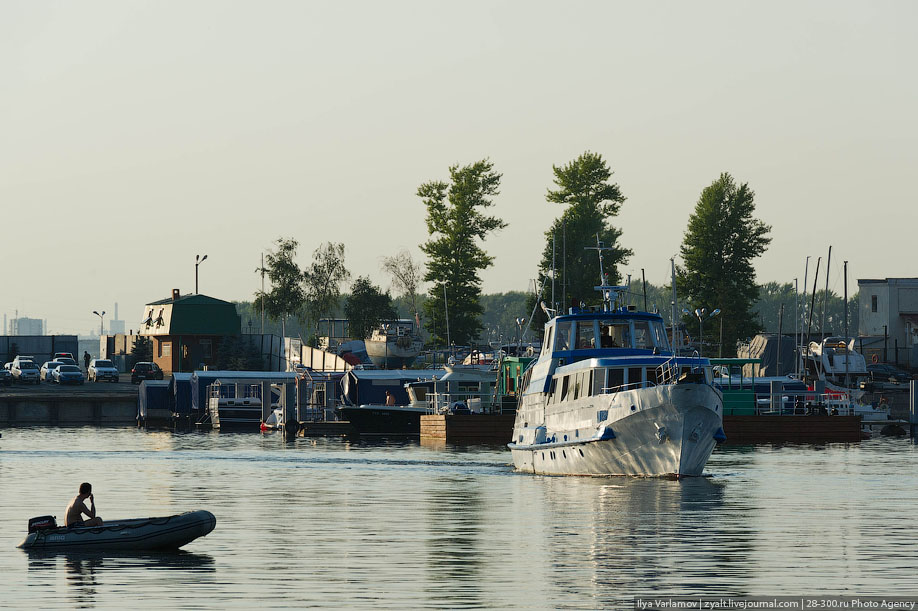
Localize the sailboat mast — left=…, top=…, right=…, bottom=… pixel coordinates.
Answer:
left=805, top=257, right=821, bottom=381
left=820, top=246, right=832, bottom=348
left=671, top=257, right=679, bottom=349
left=844, top=260, right=849, bottom=390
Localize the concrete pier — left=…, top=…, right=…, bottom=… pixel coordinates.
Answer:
left=0, top=384, right=137, bottom=425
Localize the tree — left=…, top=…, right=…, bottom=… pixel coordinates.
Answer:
left=254, top=237, right=306, bottom=340
left=538, top=151, right=632, bottom=313
left=419, top=159, right=507, bottom=346
left=678, top=173, right=772, bottom=355
left=303, top=242, right=350, bottom=338
left=381, top=250, right=423, bottom=317
left=130, top=336, right=153, bottom=367
left=345, top=276, right=397, bottom=340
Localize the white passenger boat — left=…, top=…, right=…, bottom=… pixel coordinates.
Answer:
left=509, top=277, right=724, bottom=477
left=364, top=319, right=424, bottom=369
left=801, top=336, right=869, bottom=401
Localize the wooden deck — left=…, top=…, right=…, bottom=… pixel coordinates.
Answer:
left=420, top=414, right=515, bottom=443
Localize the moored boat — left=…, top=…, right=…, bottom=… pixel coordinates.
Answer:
left=364, top=319, right=423, bottom=369
left=18, top=510, right=216, bottom=551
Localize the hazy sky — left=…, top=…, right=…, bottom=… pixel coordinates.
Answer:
left=2, top=1, right=916, bottom=335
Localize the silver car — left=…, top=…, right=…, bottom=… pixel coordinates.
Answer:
left=12, top=361, right=40, bottom=384
left=40, top=361, right=64, bottom=382
left=88, top=359, right=119, bottom=383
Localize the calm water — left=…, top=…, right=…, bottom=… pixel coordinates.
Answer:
left=1, top=427, right=917, bottom=609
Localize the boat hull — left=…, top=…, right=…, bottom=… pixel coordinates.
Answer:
left=337, top=404, right=426, bottom=436
left=18, top=510, right=216, bottom=551
left=364, top=340, right=422, bottom=369
left=510, top=385, right=722, bottom=477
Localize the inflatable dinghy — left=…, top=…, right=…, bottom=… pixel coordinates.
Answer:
left=17, top=510, right=216, bottom=551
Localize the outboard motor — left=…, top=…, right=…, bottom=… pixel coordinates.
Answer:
left=28, top=515, right=57, bottom=533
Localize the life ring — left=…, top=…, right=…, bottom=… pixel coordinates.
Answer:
left=872, top=354, right=879, bottom=364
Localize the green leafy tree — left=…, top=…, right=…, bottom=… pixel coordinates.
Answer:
left=419, top=159, right=507, bottom=346
left=678, top=173, right=772, bottom=355
left=345, top=276, right=397, bottom=340
left=303, top=242, right=350, bottom=339
left=254, top=237, right=306, bottom=340
left=538, top=151, right=632, bottom=313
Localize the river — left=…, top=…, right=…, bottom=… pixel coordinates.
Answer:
left=1, top=427, right=917, bottom=609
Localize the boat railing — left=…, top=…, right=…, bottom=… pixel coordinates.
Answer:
left=424, top=389, right=499, bottom=415
left=600, top=380, right=658, bottom=396
left=746, top=389, right=885, bottom=417
left=656, top=358, right=680, bottom=386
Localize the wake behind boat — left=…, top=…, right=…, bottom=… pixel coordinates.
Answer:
left=18, top=510, right=216, bottom=551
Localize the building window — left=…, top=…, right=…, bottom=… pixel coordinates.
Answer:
left=871, top=295, right=878, bottom=313
left=161, top=342, right=172, bottom=358
left=200, top=339, right=212, bottom=359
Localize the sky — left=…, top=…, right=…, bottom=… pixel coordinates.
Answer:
left=2, top=1, right=916, bottom=335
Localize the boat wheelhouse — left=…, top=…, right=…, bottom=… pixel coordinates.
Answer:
left=509, top=288, right=725, bottom=477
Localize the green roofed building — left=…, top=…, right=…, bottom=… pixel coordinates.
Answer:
left=139, top=289, right=241, bottom=373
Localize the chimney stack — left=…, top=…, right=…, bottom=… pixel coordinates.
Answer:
left=172, top=289, right=181, bottom=301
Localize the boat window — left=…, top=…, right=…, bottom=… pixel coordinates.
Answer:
left=555, top=322, right=572, bottom=351
left=543, top=326, right=553, bottom=355
left=574, top=321, right=596, bottom=350
left=633, top=320, right=653, bottom=349
left=547, top=378, right=557, bottom=403
left=650, top=320, right=670, bottom=350
left=627, top=367, right=643, bottom=388
left=560, top=376, right=570, bottom=402
left=592, top=369, right=606, bottom=395
left=599, top=320, right=631, bottom=348
left=608, top=368, right=624, bottom=391
left=648, top=367, right=663, bottom=385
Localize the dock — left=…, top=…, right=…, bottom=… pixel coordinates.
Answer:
left=420, top=414, right=515, bottom=443
left=723, top=414, right=863, bottom=443
left=0, top=385, right=138, bottom=425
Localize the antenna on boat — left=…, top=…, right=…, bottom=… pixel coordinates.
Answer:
left=585, top=233, right=628, bottom=311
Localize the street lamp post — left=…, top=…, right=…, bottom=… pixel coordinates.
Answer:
left=92, top=310, right=105, bottom=337
left=195, top=254, right=208, bottom=294
left=515, top=318, right=526, bottom=355
left=693, top=308, right=721, bottom=357
left=382, top=323, right=391, bottom=370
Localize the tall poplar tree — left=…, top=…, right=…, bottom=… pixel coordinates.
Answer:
left=419, top=159, right=506, bottom=346
left=531, top=152, right=631, bottom=334
left=678, top=173, right=772, bottom=355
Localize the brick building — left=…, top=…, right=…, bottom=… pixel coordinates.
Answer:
left=139, top=290, right=241, bottom=374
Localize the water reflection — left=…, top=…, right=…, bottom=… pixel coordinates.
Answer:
left=538, top=476, right=751, bottom=606
left=26, top=551, right=215, bottom=607
left=423, top=475, right=485, bottom=608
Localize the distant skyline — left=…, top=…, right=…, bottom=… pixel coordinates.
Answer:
left=3, top=1, right=916, bottom=335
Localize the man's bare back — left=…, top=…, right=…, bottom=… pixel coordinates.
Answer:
left=65, top=483, right=103, bottom=527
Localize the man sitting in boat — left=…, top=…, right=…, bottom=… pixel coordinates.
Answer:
left=385, top=390, right=396, bottom=406
left=65, top=482, right=103, bottom=527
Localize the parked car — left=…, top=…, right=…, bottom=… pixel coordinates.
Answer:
left=866, top=363, right=912, bottom=384
left=53, top=364, right=85, bottom=385
left=0, top=367, right=12, bottom=386
left=12, top=361, right=40, bottom=384
left=53, top=352, right=76, bottom=362
left=88, top=359, right=119, bottom=383
left=40, top=361, right=64, bottom=382
left=131, top=362, right=164, bottom=384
